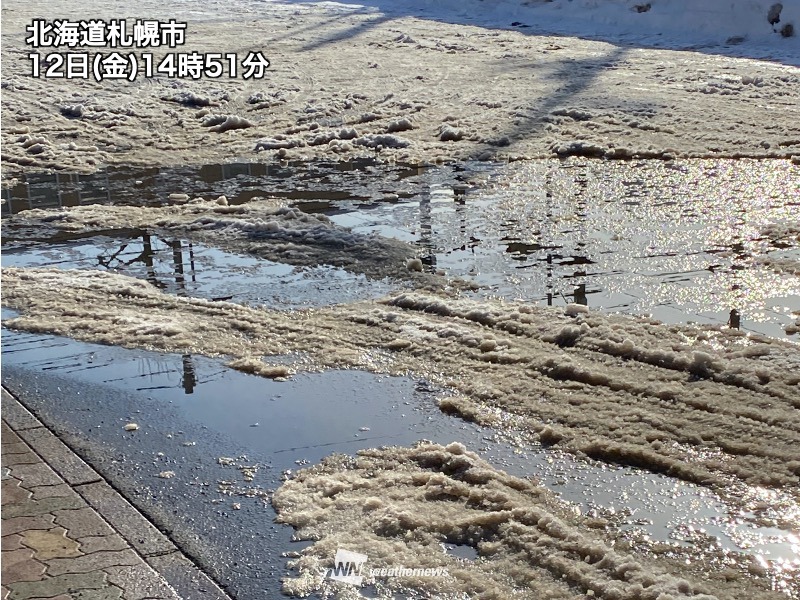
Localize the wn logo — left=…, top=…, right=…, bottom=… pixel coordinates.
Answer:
left=327, top=548, right=368, bottom=585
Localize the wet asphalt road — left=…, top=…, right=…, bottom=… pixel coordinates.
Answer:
left=0, top=326, right=486, bottom=599
left=2, top=364, right=294, bottom=598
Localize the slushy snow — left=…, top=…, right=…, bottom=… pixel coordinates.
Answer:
left=272, top=442, right=783, bottom=599
left=3, top=269, right=799, bottom=500
left=2, top=0, right=799, bottom=171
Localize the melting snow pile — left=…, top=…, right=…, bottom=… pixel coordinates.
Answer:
left=2, top=270, right=799, bottom=503
left=272, top=442, right=782, bottom=599
left=2, top=0, right=800, bottom=171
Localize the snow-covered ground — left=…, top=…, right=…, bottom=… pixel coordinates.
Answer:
left=2, top=0, right=799, bottom=171
left=2, top=1, right=799, bottom=597
left=416, top=0, right=800, bottom=61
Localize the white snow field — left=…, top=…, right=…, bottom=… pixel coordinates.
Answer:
left=2, top=0, right=799, bottom=598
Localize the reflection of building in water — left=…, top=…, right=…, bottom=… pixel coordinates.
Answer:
left=2, top=159, right=393, bottom=218
left=4, top=172, right=112, bottom=215
left=2, top=162, right=273, bottom=217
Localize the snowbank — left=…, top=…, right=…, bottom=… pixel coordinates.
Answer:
left=480, top=0, right=800, bottom=54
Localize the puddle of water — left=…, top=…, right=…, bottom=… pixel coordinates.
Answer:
left=443, top=543, right=479, bottom=562
left=1, top=234, right=395, bottom=309
left=321, top=159, right=800, bottom=340
left=4, top=158, right=796, bottom=338
left=1, top=159, right=426, bottom=216
left=2, top=322, right=797, bottom=582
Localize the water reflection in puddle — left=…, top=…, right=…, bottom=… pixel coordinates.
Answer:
left=321, top=159, right=800, bottom=339
left=4, top=158, right=798, bottom=338
left=1, top=234, right=395, bottom=309
left=1, top=159, right=424, bottom=216
left=2, top=323, right=797, bottom=581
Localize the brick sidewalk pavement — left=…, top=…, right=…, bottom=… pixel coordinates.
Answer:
left=1, top=388, right=231, bottom=600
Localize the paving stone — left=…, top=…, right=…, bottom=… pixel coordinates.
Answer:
left=53, top=508, right=115, bottom=539
left=2, top=420, right=16, bottom=438
left=1, top=443, right=32, bottom=456
left=104, top=564, right=179, bottom=600
left=47, top=549, right=141, bottom=576
left=73, top=586, right=124, bottom=600
left=19, top=428, right=100, bottom=486
left=6, top=571, right=108, bottom=600
left=2, top=392, right=231, bottom=600
left=30, top=484, right=80, bottom=501
left=22, top=527, right=82, bottom=560
left=7, top=463, right=62, bottom=488
left=3, top=494, right=86, bottom=519
left=1, top=449, right=41, bottom=467
left=2, top=514, right=56, bottom=536
left=1, top=392, right=42, bottom=431
left=1, top=548, right=46, bottom=584
left=77, top=535, right=129, bottom=555
left=76, top=482, right=176, bottom=557
left=2, top=534, right=25, bottom=552
left=1, top=422, right=23, bottom=445
left=147, top=551, right=231, bottom=600
left=1, top=479, right=32, bottom=505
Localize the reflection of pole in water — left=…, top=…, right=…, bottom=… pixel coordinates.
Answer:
left=574, top=284, right=587, bottom=306
left=575, top=167, right=589, bottom=254
left=573, top=165, right=590, bottom=306
left=141, top=234, right=157, bottom=284
left=170, top=240, right=186, bottom=291
left=55, top=172, right=64, bottom=208
left=188, top=242, right=197, bottom=283
left=454, top=188, right=467, bottom=239
left=3, top=186, right=12, bottom=216
left=181, top=355, right=196, bottom=394
left=419, top=190, right=436, bottom=269
left=545, top=169, right=554, bottom=306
